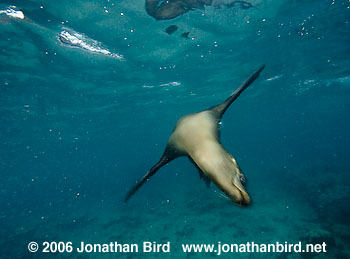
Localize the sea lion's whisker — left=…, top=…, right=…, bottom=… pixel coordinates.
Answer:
left=216, top=193, right=230, bottom=201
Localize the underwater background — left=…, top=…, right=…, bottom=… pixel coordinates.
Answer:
left=0, top=0, right=350, bottom=258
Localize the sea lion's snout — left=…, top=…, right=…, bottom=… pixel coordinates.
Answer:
left=237, top=199, right=250, bottom=206
left=235, top=191, right=251, bottom=206
left=230, top=184, right=251, bottom=206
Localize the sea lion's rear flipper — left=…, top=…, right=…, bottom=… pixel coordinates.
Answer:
left=210, top=65, right=265, bottom=120
left=188, top=157, right=211, bottom=188
left=124, top=147, right=177, bottom=202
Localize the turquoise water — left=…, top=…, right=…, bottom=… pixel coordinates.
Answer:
left=1, top=0, right=350, bottom=258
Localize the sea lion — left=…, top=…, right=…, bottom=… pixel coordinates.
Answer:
left=125, top=65, right=265, bottom=206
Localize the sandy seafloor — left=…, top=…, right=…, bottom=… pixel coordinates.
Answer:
left=0, top=0, right=349, bottom=258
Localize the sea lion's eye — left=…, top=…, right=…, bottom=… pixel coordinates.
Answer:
left=240, top=176, right=246, bottom=185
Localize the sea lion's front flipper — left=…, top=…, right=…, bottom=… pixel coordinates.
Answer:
left=188, top=156, right=211, bottom=188
left=124, top=146, right=178, bottom=202
left=201, top=173, right=211, bottom=188
left=210, top=65, right=265, bottom=120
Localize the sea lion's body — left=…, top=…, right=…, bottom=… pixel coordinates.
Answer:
left=170, top=111, right=250, bottom=204
left=125, top=66, right=265, bottom=205
left=169, top=111, right=219, bottom=156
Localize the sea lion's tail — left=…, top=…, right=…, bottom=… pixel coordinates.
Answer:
left=210, top=65, right=265, bottom=119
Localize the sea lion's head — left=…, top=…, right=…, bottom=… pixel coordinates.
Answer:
left=229, top=164, right=251, bottom=206
left=213, top=155, right=251, bottom=206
